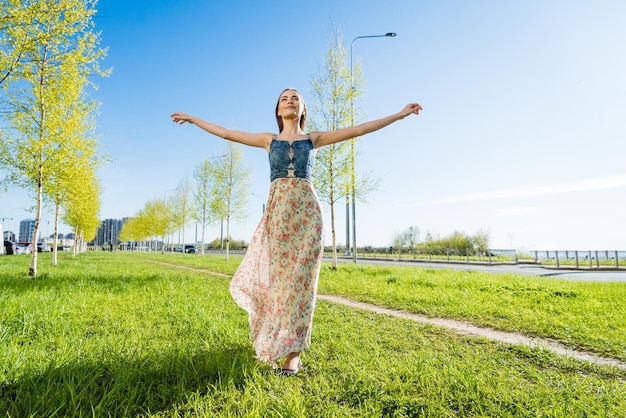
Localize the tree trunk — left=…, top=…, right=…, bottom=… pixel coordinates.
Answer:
left=225, top=216, right=230, bottom=261
left=73, top=224, right=79, bottom=257
left=52, top=203, right=60, bottom=266
left=201, top=221, right=206, bottom=256
left=330, top=199, right=337, bottom=270
left=29, top=171, right=44, bottom=277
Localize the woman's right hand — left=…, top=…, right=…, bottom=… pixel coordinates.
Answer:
left=171, top=112, right=194, bottom=125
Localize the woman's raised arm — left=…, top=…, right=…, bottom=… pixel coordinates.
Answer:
left=171, top=112, right=273, bottom=150
left=310, top=103, right=422, bottom=148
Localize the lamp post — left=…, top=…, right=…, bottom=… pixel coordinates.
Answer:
left=251, top=193, right=266, bottom=215
left=349, top=32, right=396, bottom=263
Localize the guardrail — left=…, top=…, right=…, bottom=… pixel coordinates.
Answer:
left=332, top=248, right=626, bottom=269
left=530, top=250, right=626, bottom=269
left=336, top=248, right=519, bottom=264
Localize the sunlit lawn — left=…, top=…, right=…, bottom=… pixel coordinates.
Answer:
left=0, top=252, right=624, bottom=417
left=142, top=251, right=626, bottom=361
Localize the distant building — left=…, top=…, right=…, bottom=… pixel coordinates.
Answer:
left=93, top=218, right=127, bottom=247
left=3, top=230, right=16, bottom=241
left=19, top=219, right=36, bottom=243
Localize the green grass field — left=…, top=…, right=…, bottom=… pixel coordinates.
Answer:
left=1, top=252, right=624, bottom=417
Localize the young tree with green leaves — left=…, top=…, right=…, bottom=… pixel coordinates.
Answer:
left=0, top=0, right=108, bottom=276
left=210, top=143, right=251, bottom=261
left=471, top=228, right=491, bottom=254
left=172, top=177, right=195, bottom=250
left=62, top=168, right=101, bottom=256
left=118, top=217, right=138, bottom=249
left=44, top=51, right=103, bottom=264
left=309, top=29, right=366, bottom=269
left=143, top=197, right=174, bottom=253
left=49, top=150, right=99, bottom=264
left=193, top=156, right=220, bottom=255
left=120, top=207, right=154, bottom=252
left=392, top=225, right=421, bottom=256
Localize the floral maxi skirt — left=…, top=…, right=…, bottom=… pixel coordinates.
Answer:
left=230, top=178, right=324, bottom=364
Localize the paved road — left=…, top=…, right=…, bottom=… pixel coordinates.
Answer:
left=333, top=257, right=626, bottom=282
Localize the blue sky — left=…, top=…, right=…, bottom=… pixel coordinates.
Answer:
left=2, top=0, right=625, bottom=251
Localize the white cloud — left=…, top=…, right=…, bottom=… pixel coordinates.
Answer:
left=397, top=174, right=626, bottom=208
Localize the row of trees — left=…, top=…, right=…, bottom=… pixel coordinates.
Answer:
left=119, top=142, right=250, bottom=260
left=392, top=226, right=491, bottom=255
left=0, top=0, right=108, bottom=276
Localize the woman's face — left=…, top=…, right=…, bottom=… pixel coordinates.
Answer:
left=275, top=88, right=307, bottom=132
left=277, top=89, right=304, bottom=121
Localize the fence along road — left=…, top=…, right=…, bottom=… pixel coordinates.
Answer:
left=334, top=257, right=626, bottom=282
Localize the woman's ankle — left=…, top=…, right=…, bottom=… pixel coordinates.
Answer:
left=282, top=352, right=301, bottom=368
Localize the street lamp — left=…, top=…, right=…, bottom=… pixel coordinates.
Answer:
left=251, top=193, right=266, bottom=215
left=349, top=32, right=396, bottom=263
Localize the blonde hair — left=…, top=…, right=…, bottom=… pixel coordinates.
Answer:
left=275, top=88, right=307, bottom=133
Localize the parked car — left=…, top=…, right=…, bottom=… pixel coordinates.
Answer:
left=173, top=247, right=183, bottom=253
left=37, top=243, right=50, bottom=252
left=16, top=243, right=31, bottom=254
left=184, top=245, right=198, bottom=254
left=4, top=240, right=18, bottom=255
left=4, top=241, right=29, bottom=255
left=17, top=242, right=33, bottom=254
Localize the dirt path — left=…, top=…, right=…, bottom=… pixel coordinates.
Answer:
left=317, top=294, right=626, bottom=371
left=151, top=260, right=626, bottom=371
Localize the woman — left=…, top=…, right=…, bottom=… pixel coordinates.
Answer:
left=171, top=89, right=422, bottom=375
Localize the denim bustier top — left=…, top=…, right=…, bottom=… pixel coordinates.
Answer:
left=269, top=137, right=315, bottom=182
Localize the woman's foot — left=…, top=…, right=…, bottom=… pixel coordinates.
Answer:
left=280, top=352, right=302, bottom=376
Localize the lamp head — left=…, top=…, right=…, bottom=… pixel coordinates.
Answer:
left=385, top=32, right=397, bottom=37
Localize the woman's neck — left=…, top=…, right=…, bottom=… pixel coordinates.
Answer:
left=280, top=119, right=304, bottom=137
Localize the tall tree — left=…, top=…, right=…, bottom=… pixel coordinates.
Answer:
left=62, top=167, right=101, bottom=256
left=393, top=225, right=421, bottom=256
left=310, top=28, right=382, bottom=268
left=172, top=177, right=194, bottom=250
left=49, top=149, right=100, bottom=263
left=142, top=197, right=173, bottom=253
left=309, top=29, right=362, bottom=269
left=119, top=207, right=154, bottom=252
left=193, top=156, right=220, bottom=255
left=118, top=217, right=137, bottom=249
left=211, top=143, right=250, bottom=260
left=44, top=48, right=102, bottom=265
left=0, top=0, right=108, bottom=276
